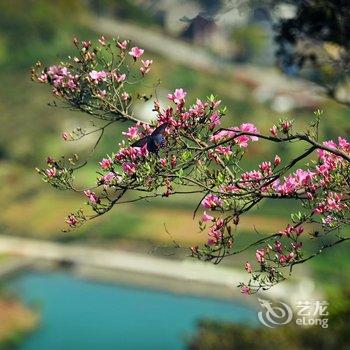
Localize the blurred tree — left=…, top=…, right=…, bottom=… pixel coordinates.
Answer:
left=188, top=288, right=350, bottom=350
left=0, top=0, right=86, bottom=69
left=86, top=0, right=158, bottom=27
left=231, top=24, right=268, bottom=63
left=273, top=0, right=350, bottom=105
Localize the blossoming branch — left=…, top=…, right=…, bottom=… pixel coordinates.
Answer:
left=32, top=36, right=350, bottom=294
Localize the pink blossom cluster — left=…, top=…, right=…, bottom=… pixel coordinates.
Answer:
left=317, top=138, right=350, bottom=173
left=65, top=214, right=78, bottom=227
left=99, top=158, right=113, bottom=170
left=115, top=145, right=149, bottom=162
left=122, top=126, right=140, bottom=140
left=207, top=218, right=224, bottom=245
left=40, top=65, right=79, bottom=91
left=46, top=167, right=57, bottom=178
left=314, top=192, right=347, bottom=214
left=273, top=169, right=315, bottom=195
left=140, top=59, right=153, bottom=76
left=111, top=70, right=126, bottom=82
left=167, top=88, right=187, bottom=105
left=89, top=70, right=108, bottom=84
left=209, top=113, right=221, bottom=129
left=210, top=123, right=259, bottom=148
left=155, top=89, right=222, bottom=131
left=100, top=172, right=118, bottom=186
left=113, top=145, right=149, bottom=176
left=117, top=40, right=128, bottom=50
left=122, top=162, right=137, bottom=175
left=84, top=189, right=99, bottom=204
left=128, top=46, right=144, bottom=59
left=279, top=224, right=304, bottom=237
left=202, top=194, right=223, bottom=209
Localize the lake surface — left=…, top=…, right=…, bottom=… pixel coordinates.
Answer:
left=9, top=270, right=257, bottom=350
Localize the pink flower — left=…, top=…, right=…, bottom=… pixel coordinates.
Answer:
left=61, top=132, right=70, bottom=141
left=189, top=99, right=207, bottom=116
left=111, top=70, right=126, bottom=82
left=280, top=177, right=296, bottom=194
left=97, top=89, right=107, bottom=98
left=322, top=215, right=334, bottom=226
left=98, top=35, right=106, bottom=46
left=101, top=172, right=116, bottom=185
left=240, top=285, right=251, bottom=295
left=82, top=41, right=91, bottom=49
left=37, top=73, right=48, bottom=83
left=115, top=146, right=147, bottom=162
left=313, top=203, right=326, bottom=214
left=215, top=145, right=232, bottom=155
left=338, top=137, right=350, bottom=153
left=47, top=65, right=68, bottom=76
left=128, top=46, right=144, bottom=59
left=140, top=144, right=149, bottom=157
left=274, top=240, right=282, bottom=253
left=259, top=161, right=271, bottom=173
left=122, top=126, right=139, bottom=140
left=202, top=194, right=223, bottom=209
left=121, top=92, right=130, bottom=101
left=122, top=162, right=137, bottom=175
left=274, top=155, right=281, bottom=166
left=46, top=167, right=57, bottom=177
left=291, top=242, right=302, bottom=250
left=280, top=224, right=293, bottom=237
left=239, top=123, right=259, bottom=141
left=209, top=113, right=221, bottom=129
left=325, top=192, right=346, bottom=212
left=167, top=88, right=187, bottom=105
left=65, top=214, right=78, bottom=227
left=207, top=228, right=223, bottom=245
left=241, top=170, right=263, bottom=185
left=210, top=129, right=235, bottom=143
left=287, top=252, right=296, bottom=261
left=46, top=65, right=78, bottom=91
left=89, top=70, right=108, bottom=83
left=279, top=255, right=288, bottom=264
left=140, top=59, right=153, bottom=76
left=280, top=120, right=292, bottom=133
left=235, top=135, right=250, bottom=148
left=294, top=226, right=304, bottom=235
left=294, top=169, right=314, bottom=186
left=255, top=249, right=265, bottom=263
left=220, top=184, right=240, bottom=193
left=84, top=190, right=99, bottom=204
left=159, top=158, right=167, bottom=167
left=211, top=99, right=221, bottom=109
left=245, top=261, right=253, bottom=273
left=46, top=157, right=54, bottom=165
left=202, top=212, right=214, bottom=222
left=270, top=125, right=278, bottom=136
left=99, top=158, right=112, bottom=169
left=117, top=40, right=128, bottom=50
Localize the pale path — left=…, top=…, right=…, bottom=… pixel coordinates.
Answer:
left=0, top=235, right=319, bottom=305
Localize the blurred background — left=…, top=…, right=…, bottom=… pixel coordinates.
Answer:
left=0, top=1, right=349, bottom=349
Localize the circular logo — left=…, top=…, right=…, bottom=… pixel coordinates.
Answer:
left=258, top=298, right=293, bottom=328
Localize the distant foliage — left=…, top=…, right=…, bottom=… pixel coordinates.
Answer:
left=274, top=0, right=350, bottom=104
left=188, top=288, right=350, bottom=349
left=32, top=36, right=350, bottom=293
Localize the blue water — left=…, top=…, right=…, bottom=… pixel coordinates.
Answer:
left=9, top=271, right=257, bottom=350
